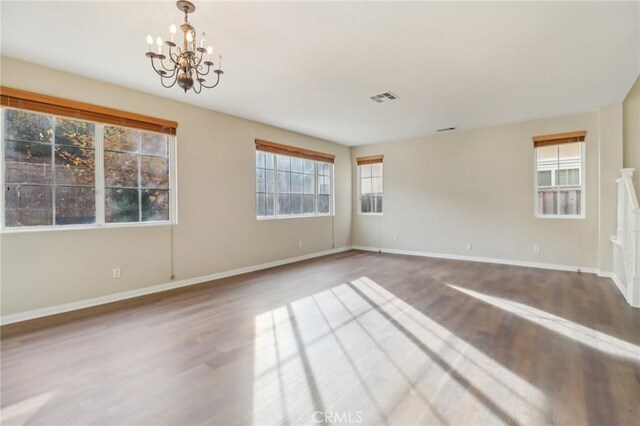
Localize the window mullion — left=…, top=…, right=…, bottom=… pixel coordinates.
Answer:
left=556, top=145, right=560, bottom=215
left=287, top=167, right=291, bottom=216
left=377, top=166, right=381, bottom=214
left=51, top=117, right=57, bottom=226
left=358, top=166, right=362, bottom=213
left=0, top=109, right=4, bottom=229
left=332, top=164, right=335, bottom=215
left=272, top=160, right=276, bottom=217
left=370, top=176, right=373, bottom=212
left=170, top=135, right=178, bottom=224
left=314, top=161, right=318, bottom=215
left=137, top=133, right=142, bottom=223
left=95, top=125, right=105, bottom=226
left=274, top=155, right=279, bottom=218
left=581, top=143, right=585, bottom=214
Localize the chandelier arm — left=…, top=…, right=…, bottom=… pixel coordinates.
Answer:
left=197, top=64, right=211, bottom=76
left=162, top=68, right=178, bottom=79
left=193, top=65, right=204, bottom=81
left=192, top=52, right=204, bottom=69
left=199, top=58, right=214, bottom=74
left=199, top=71, right=221, bottom=89
left=172, top=47, right=185, bottom=66
left=192, top=81, right=202, bottom=94
left=150, top=58, right=173, bottom=77
left=170, top=51, right=180, bottom=63
left=160, top=73, right=179, bottom=89
left=195, top=64, right=214, bottom=81
left=159, top=58, right=176, bottom=72
left=149, top=58, right=165, bottom=76
left=163, top=45, right=179, bottom=70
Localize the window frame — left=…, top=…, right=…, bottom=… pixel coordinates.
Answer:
left=0, top=108, right=178, bottom=233
left=255, top=151, right=334, bottom=220
left=358, top=162, right=383, bottom=216
left=533, top=142, right=585, bottom=220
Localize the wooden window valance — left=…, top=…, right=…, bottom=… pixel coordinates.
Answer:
left=0, top=86, right=178, bottom=135
left=356, top=155, right=384, bottom=165
left=532, top=131, right=586, bottom=148
left=255, top=139, right=335, bottom=163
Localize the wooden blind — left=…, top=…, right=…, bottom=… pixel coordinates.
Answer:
left=356, top=155, right=384, bottom=165
left=532, top=131, right=586, bottom=148
left=0, top=86, right=178, bottom=135
left=255, top=139, right=335, bottom=163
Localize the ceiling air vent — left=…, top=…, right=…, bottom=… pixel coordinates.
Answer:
left=369, top=92, right=398, bottom=104
left=436, top=127, right=457, bottom=132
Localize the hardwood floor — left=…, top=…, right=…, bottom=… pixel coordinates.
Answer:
left=1, top=250, right=639, bottom=425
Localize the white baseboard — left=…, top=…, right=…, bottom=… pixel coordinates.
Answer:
left=605, top=272, right=626, bottom=298
left=2, top=244, right=624, bottom=326
left=599, top=271, right=639, bottom=308
left=352, top=245, right=600, bottom=274
left=0, top=246, right=352, bottom=326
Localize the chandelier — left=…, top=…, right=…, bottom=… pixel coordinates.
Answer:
left=145, top=1, right=223, bottom=94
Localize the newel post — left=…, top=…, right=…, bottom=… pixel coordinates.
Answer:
left=617, top=169, right=634, bottom=242
left=632, top=227, right=640, bottom=307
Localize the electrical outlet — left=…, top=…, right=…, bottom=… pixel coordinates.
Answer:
left=298, top=240, right=303, bottom=248
left=466, top=243, right=472, bottom=250
left=112, top=267, right=121, bottom=278
left=533, top=245, right=540, bottom=254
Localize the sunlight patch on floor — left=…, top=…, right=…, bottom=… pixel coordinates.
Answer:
left=0, top=390, right=60, bottom=426
left=252, top=307, right=316, bottom=425
left=448, top=284, right=640, bottom=362
left=252, top=278, right=547, bottom=425
left=354, top=277, right=547, bottom=425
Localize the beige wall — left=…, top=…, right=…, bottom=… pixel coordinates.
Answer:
left=0, top=56, right=629, bottom=318
left=0, top=57, right=352, bottom=316
left=351, top=110, right=622, bottom=270
left=598, top=105, right=624, bottom=272
left=623, top=75, right=640, bottom=197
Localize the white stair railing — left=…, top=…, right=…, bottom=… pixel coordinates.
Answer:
left=611, top=168, right=640, bottom=307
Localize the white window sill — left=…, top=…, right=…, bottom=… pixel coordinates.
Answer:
left=534, top=214, right=586, bottom=220
left=257, top=214, right=333, bottom=221
left=359, top=212, right=383, bottom=216
left=1, top=221, right=174, bottom=234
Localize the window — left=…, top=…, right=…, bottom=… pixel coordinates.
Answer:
left=104, top=126, right=171, bottom=223
left=357, top=155, right=383, bottom=214
left=4, top=110, right=97, bottom=227
left=533, top=131, right=585, bottom=217
left=255, top=139, right=334, bottom=218
left=2, top=104, right=176, bottom=230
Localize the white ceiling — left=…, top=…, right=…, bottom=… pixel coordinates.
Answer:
left=2, top=1, right=639, bottom=146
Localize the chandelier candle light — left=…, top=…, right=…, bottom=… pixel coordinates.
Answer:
left=146, top=0, right=223, bottom=94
